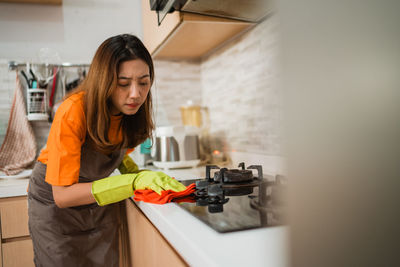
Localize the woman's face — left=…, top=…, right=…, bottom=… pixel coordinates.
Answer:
left=110, top=59, right=151, bottom=115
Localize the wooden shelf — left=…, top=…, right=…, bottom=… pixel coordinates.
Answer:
left=0, top=0, right=62, bottom=5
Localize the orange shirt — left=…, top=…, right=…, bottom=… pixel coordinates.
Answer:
left=38, top=91, right=134, bottom=186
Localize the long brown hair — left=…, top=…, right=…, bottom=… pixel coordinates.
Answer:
left=77, top=34, right=154, bottom=153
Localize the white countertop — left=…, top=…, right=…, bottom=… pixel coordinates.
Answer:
left=0, top=163, right=290, bottom=267
left=133, top=166, right=290, bottom=267
left=0, top=177, right=29, bottom=198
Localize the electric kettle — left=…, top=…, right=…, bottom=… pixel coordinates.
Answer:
left=152, top=126, right=201, bottom=169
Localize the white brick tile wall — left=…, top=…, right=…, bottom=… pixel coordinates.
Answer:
left=152, top=60, right=202, bottom=127
left=152, top=16, right=283, bottom=157
left=0, top=60, right=18, bottom=146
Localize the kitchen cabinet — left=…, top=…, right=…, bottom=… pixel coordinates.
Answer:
left=0, top=196, right=34, bottom=267
left=0, top=195, right=130, bottom=267
left=124, top=199, right=188, bottom=267
left=141, top=0, right=253, bottom=60
left=0, top=0, right=61, bottom=4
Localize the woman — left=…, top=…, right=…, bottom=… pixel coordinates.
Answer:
left=28, top=34, right=186, bottom=267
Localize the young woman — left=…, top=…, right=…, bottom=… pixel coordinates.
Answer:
left=28, top=34, right=186, bottom=267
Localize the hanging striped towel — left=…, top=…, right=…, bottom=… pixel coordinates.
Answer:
left=0, top=75, right=37, bottom=175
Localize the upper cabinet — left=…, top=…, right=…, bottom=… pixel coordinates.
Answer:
left=141, top=0, right=271, bottom=60
left=0, top=0, right=61, bottom=4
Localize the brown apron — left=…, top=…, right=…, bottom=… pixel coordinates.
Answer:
left=28, top=141, right=126, bottom=267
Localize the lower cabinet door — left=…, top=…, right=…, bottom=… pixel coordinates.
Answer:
left=125, top=199, right=188, bottom=267
left=2, top=239, right=34, bottom=267
left=0, top=196, right=30, bottom=239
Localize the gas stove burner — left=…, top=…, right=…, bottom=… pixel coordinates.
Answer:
left=206, top=162, right=264, bottom=184
left=221, top=179, right=264, bottom=189
left=194, top=183, right=230, bottom=211
left=177, top=162, right=287, bottom=233
left=191, top=162, right=270, bottom=208
left=194, top=163, right=269, bottom=197
left=224, top=186, right=254, bottom=196
left=215, top=168, right=254, bottom=183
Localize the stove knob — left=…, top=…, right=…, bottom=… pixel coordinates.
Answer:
left=208, top=203, right=223, bottom=213
left=196, top=198, right=209, bottom=206
left=196, top=189, right=207, bottom=197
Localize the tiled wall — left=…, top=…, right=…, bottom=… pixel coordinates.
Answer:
left=0, top=61, right=15, bottom=146
left=201, top=16, right=281, bottom=156
left=152, top=60, right=202, bottom=127
left=153, top=16, right=282, bottom=157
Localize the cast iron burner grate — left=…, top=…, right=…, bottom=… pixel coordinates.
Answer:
left=178, top=162, right=287, bottom=233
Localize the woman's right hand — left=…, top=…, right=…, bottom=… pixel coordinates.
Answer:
left=91, top=170, right=186, bottom=206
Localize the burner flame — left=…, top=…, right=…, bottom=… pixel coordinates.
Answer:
left=213, top=150, right=221, bottom=155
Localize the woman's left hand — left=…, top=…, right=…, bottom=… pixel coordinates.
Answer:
left=133, top=171, right=186, bottom=194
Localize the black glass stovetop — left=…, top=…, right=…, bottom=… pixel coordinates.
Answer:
left=177, top=164, right=287, bottom=233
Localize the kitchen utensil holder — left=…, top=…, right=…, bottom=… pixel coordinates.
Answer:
left=27, top=88, right=48, bottom=121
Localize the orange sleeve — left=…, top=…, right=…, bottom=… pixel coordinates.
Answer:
left=126, top=148, right=135, bottom=155
left=41, top=93, right=86, bottom=186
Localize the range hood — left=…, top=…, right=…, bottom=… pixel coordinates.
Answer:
left=150, top=0, right=272, bottom=25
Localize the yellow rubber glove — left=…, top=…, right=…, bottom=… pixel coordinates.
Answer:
left=92, top=170, right=186, bottom=206
left=92, top=174, right=136, bottom=206
left=133, top=170, right=186, bottom=195
left=118, top=155, right=140, bottom=174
